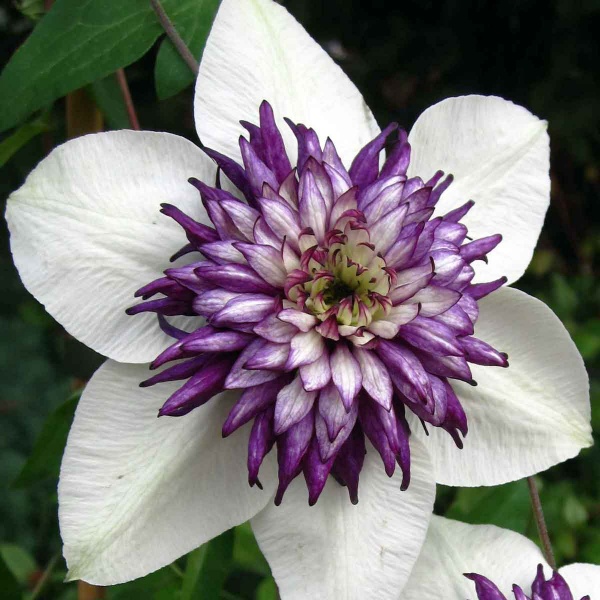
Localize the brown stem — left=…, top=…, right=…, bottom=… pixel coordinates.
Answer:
left=78, top=582, right=106, bottom=600
left=527, top=476, right=556, bottom=570
left=115, top=68, right=140, bottom=130
left=150, top=0, right=199, bottom=74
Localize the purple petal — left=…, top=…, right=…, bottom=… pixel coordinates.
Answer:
left=407, top=285, right=461, bottom=317
left=299, top=350, right=332, bottom=391
left=258, top=100, right=292, bottom=182
left=160, top=202, right=218, bottom=245
left=248, top=406, right=276, bottom=488
left=254, top=313, right=297, bottom=343
left=274, top=375, right=318, bottom=435
left=240, top=136, right=279, bottom=197
left=464, top=574, right=507, bottom=600
left=353, top=347, right=393, bottom=410
left=181, top=327, right=253, bottom=353
left=278, top=308, right=318, bottom=332
left=349, top=123, right=397, bottom=189
left=299, top=168, right=328, bottom=242
left=315, top=395, right=358, bottom=462
left=369, top=204, right=410, bottom=255
left=225, top=339, right=282, bottom=389
left=257, top=196, right=302, bottom=248
left=235, top=242, right=288, bottom=287
left=285, top=329, right=325, bottom=369
left=330, top=343, right=363, bottom=410
left=195, top=263, right=278, bottom=295
left=223, top=377, right=288, bottom=437
left=210, top=294, right=277, bottom=327
left=158, top=357, right=234, bottom=417
left=331, top=426, right=366, bottom=504
left=377, top=340, right=433, bottom=405
left=399, top=316, right=464, bottom=357
left=303, top=438, right=335, bottom=506
left=274, top=409, right=314, bottom=505
left=245, top=341, right=290, bottom=370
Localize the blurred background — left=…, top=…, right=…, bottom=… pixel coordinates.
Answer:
left=1, top=0, right=598, bottom=597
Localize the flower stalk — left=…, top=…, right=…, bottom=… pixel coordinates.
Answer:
left=527, top=476, right=556, bottom=570
left=150, top=0, right=199, bottom=74
left=115, top=68, right=140, bottom=131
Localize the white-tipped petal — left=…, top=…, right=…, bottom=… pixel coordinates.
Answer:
left=251, top=439, right=435, bottom=600
left=403, top=516, right=548, bottom=599
left=408, top=95, right=550, bottom=284
left=59, top=361, right=276, bottom=585
left=274, top=375, right=317, bottom=434
left=353, top=348, right=393, bottom=410
left=559, top=563, right=600, bottom=599
left=6, top=131, right=213, bottom=363
left=195, top=0, right=379, bottom=166
left=410, top=286, right=591, bottom=486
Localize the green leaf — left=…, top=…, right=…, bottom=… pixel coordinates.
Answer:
left=13, top=391, right=80, bottom=488
left=255, top=577, right=278, bottom=600
left=445, top=480, right=531, bottom=534
left=181, top=545, right=208, bottom=600
left=0, top=118, right=50, bottom=167
left=90, top=75, right=130, bottom=130
left=0, top=544, right=36, bottom=585
left=16, top=0, right=45, bottom=21
left=0, top=0, right=163, bottom=133
left=181, top=529, right=234, bottom=600
left=232, top=522, right=270, bottom=576
left=107, top=565, right=180, bottom=600
left=154, top=0, right=221, bottom=100
left=0, top=554, right=20, bottom=600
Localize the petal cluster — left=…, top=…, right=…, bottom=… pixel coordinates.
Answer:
left=466, top=564, right=590, bottom=600
left=128, top=101, right=508, bottom=504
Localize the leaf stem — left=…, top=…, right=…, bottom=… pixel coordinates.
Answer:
left=29, top=554, right=59, bottom=600
left=150, top=0, right=199, bottom=74
left=78, top=581, right=106, bottom=600
left=115, top=68, right=140, bottom=130
left=527, top=476, right=556, bottom=570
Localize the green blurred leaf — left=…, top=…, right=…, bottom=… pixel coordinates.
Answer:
left=564, top=494, right=588, bottom=527
left=0, top=554, right=20, bottom=600
left=89, top=75, right=130, bottom=130
left=107, top=565, right=180, bottom=600
left=0, top=0, right=162, bottom=133
left=0, top=118, right=50, bottom=167
left=255, top=576, right=278, bottom=600
left=13, top=391, right=80, bottom=488
left=182, top=529, right=234, bottom=600
left=232, top=522, right=270, bottom=576
left=181, top=545, right=207, bottom=600
left=573, top=319, right=600, bottom=360
left=154, top=0, right=221, bottom=100
left=0, top=544, right=36, bottom=585
left=16, top=0, right=45, bottom=21
left=445, top=480, right=531, bottom=534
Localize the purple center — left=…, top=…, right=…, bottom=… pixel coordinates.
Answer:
left=128, top=100, right=508, bottom=505
left=466, top=564, right=590, bottom=600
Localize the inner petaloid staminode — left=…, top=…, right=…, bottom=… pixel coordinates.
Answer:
left=127, top=100, right=508, bottom=506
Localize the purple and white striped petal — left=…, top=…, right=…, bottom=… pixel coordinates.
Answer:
left=274, top=376, right=318, bottom=435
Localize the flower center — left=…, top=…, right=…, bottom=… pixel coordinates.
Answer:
left=289, top=220, right=393, bottom=332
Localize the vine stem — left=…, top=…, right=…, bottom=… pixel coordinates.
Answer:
left=115, top=68, right=140, bottom=130
left=527, top=476, right=556, bottom=570
left=150, top=0, right=199, bottom=74
left=78, top=581, right=106, bottom=600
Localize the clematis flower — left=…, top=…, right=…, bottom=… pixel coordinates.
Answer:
left=5, top=0, right=591, bottom=595
left=403, top=516, right=599, bottom=599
